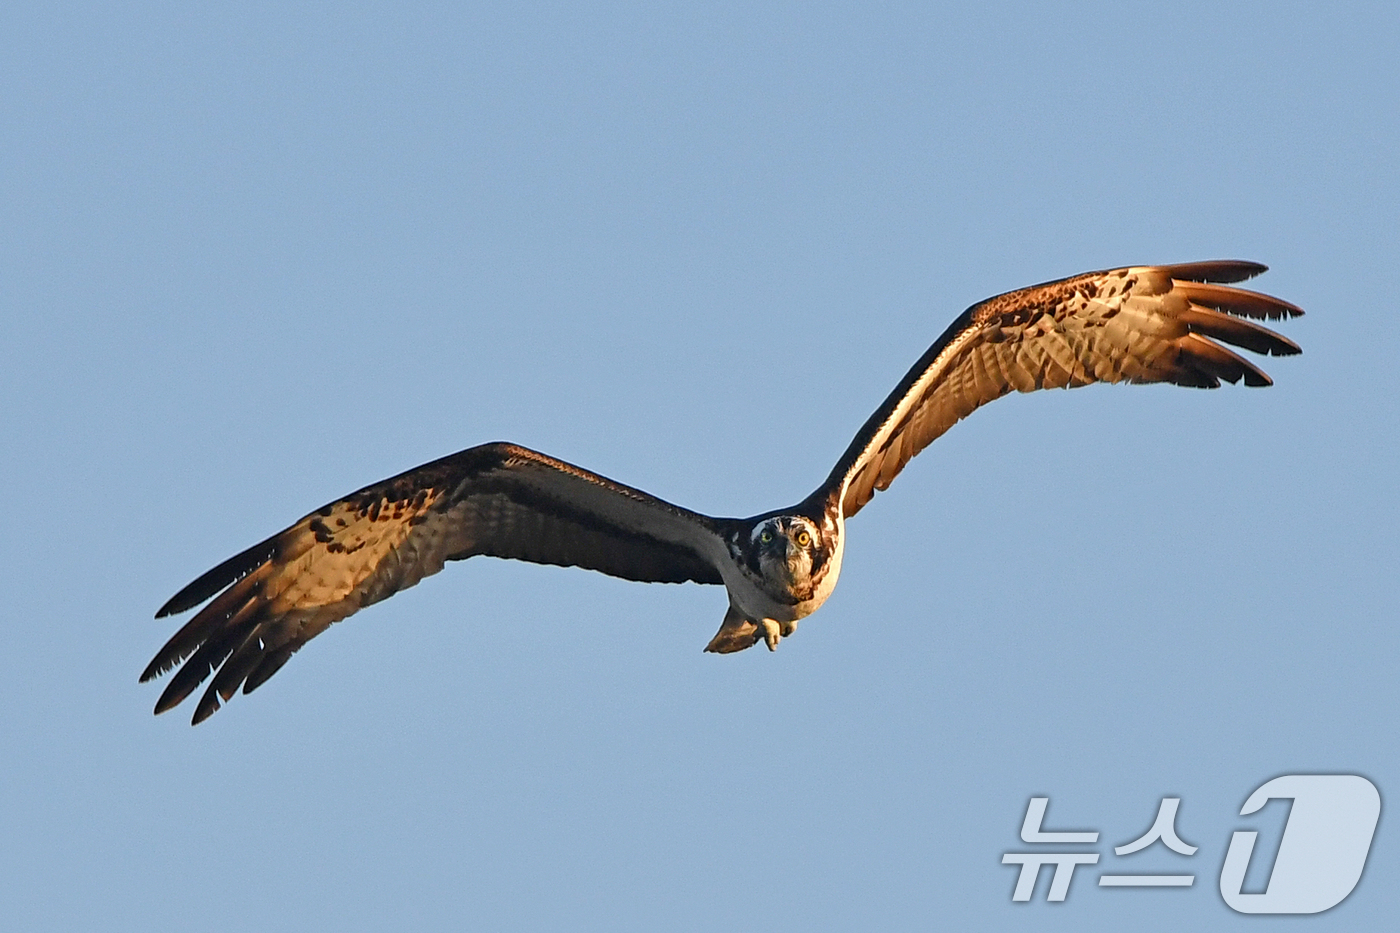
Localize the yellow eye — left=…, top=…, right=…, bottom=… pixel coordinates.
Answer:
left=760, top=530, right=773, bottom=544
left=795, top=530, right=811, bottom=547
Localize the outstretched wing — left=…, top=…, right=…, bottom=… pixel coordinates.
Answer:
left=823, top=261, right=1302, bottom=518
left=144, top=443, right=726, bottom=723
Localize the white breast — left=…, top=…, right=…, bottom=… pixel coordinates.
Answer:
left=718, top=516, right=846, bottom=624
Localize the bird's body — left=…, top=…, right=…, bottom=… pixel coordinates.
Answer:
left=146, top=261, right=1302, bottom=723
left=709, top=510, right=845, bottom=652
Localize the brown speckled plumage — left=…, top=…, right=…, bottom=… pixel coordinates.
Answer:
left=825, top=261, right=1300, bottom=518
left=146, top=261, right=1301, bottom=723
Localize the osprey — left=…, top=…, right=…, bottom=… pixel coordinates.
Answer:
left=145, top=261, right=1302, bottom=723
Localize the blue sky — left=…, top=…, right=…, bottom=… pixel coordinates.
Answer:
left=3, top=3, right=1397, bottom=930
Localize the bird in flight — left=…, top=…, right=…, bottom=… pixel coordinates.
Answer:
left=145, top=261, right=1302, bottom=723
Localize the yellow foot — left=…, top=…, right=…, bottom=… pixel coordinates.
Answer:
left=760, top=619, right=782, bottom=650
left=760, top=618, right=798, bottom=650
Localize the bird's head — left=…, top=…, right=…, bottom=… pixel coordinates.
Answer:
left=750, top=516, right=822, bottom=587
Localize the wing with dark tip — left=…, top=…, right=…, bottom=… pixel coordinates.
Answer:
left=145, top=443, right=727, bottom=723
left=821, top=261, right=1302, bottom=518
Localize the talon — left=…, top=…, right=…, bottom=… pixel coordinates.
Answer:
left=779, top=619, right=798, bottom=637
left=760, top=619, right=781, bottom=651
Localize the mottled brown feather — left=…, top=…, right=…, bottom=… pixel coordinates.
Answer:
left=147, top=443, right=727, bottom=723
left=822, top=261, right=1302, bottom=518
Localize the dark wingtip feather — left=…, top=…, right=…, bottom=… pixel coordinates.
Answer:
left=1178, top=307, right=1302, bottom=358
left=1173, top=280, right=1305, bottom=321
left=1178, top=333, right=1276, bottom=389
left=142, top=570, right=267, bottom=683
left=153, top=677, right=198, bottom=716
left=140, top=657, right=173, bottom=685
left=243, top=643, right=299, bottom=694
left=147, top=596, right=262, bottom=717
left=156, top=536, right=278, bottom=618
left=192, top=688, right=222, bottom=725
left=1163, top=260, right=1268, bottom=284
left=141, top=619, right=206, bottom=683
